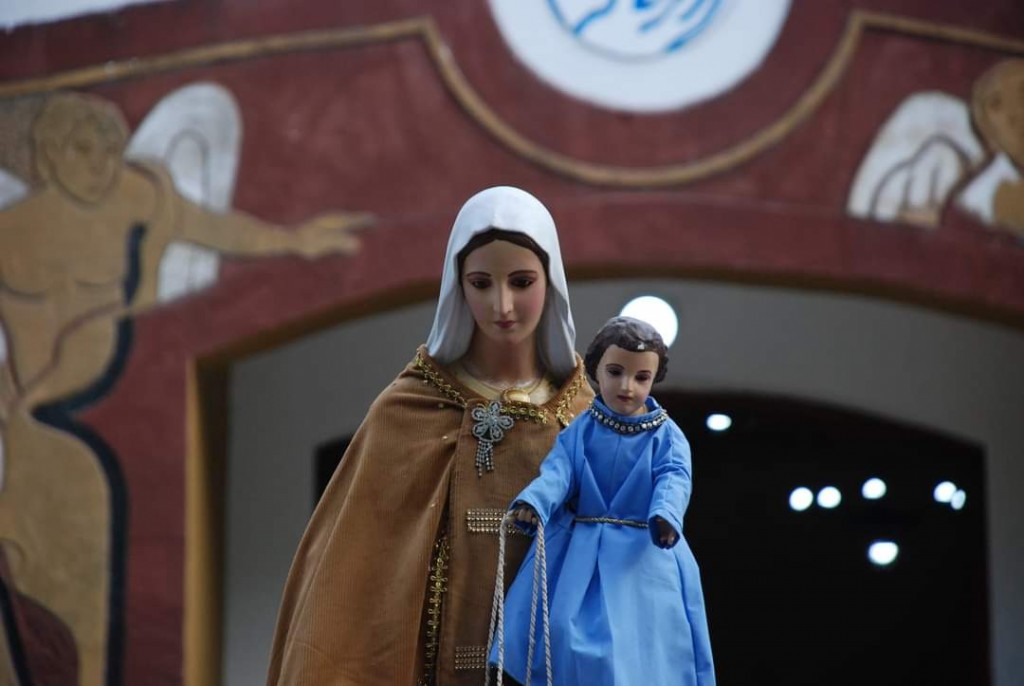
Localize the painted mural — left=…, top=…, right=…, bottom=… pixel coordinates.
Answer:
left=0, top=2, right=1021, bottom=685
left=487, top=0, right=792, bottom=113
left=0, top=84, right=370, bottom=686
left=848, top=59, right=1024, bottom=237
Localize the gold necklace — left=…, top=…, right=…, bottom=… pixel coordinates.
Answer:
left=457, top=360, right=543, bottom=404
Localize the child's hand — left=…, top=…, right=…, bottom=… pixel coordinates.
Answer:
left=653, top=516, right=678, bottom=548
left=512, top=503, right=539, bottom=527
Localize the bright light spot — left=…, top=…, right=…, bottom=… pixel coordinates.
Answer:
left=862, top=477, right=887, bottom=500
left=706, top=413, right=732, bottom=432
left=817, top=486, right=842, bottom=509
left=934, top=481, right=957, bottom=503
left=951, top=489, right=966, bottom=510
left=868, top=540, right=899, bottom=566
left=620, top=296, right=679, bottom=347
left=789, top=487, right=814, bottom=512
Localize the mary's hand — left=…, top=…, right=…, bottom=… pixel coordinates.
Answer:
left=294, top=211, right=375, bottom=258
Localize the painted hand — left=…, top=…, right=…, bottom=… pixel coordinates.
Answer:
left=653, top=516, right=678, bottom=548
left=512, top=503, right=539, bottom=527
left=294, top=211, right=375, bottom=258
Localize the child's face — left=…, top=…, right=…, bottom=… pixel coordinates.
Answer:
left=595, top=344, right=659, bottom=416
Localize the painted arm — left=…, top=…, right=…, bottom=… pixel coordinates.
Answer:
left=648, top=422, right=693, bottom=549
left=174, top=193, right=373, bottom=258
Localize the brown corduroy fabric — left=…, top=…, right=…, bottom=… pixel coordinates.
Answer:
left=266, top=346, right=594, bottom=686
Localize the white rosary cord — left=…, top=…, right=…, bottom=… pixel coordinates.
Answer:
left=487, top=512, right=552, bottom=686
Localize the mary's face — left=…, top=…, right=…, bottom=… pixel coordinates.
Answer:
left=461, top=238, right=547, bottom=349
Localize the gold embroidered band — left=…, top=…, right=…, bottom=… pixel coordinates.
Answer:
left=466, top=508, right=526, bottom=536
left=454, top=645, right=489, bottom=671
left=417, top=533, right=450, bottom=686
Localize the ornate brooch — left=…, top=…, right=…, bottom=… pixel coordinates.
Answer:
left=471, top=401, right=515, bottom=476
left=589, top=404, right=668, bottom=435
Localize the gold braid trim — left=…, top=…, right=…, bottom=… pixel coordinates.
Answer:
left=500, top=400, right=548, bottom=424
left=415, top=349, right=554, bottom=425
left=554, top=359, right=590, bottom=427
left=415, top=350, right=468, bottom=407
left=417, top=532, right=451, bottom=686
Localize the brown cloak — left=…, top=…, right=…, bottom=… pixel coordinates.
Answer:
left=266, top=346, right=593, bottom=685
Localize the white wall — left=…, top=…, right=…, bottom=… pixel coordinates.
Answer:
left=227, top=279, right=1024, bottom=686
left=0, top=0, right=173, bottom=30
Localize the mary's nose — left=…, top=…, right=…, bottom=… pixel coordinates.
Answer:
left=494, top=285, right=513, bottom=315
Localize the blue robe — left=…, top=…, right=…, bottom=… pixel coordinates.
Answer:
left=489, top=396, right=715, bottom=686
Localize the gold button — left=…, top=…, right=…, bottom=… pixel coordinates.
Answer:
left=442, top=435, right=448, bottom=441
left=438, top=402, right=445, bottom=409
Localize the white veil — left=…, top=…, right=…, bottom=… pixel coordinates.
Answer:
left=425, top=186, right=577, bottom=379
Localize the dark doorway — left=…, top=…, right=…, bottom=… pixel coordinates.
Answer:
left=664, top=391, right=989, bottom=686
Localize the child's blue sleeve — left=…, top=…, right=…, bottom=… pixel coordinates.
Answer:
left=512, top=422, right=579, bottom=526
left=647, top=422, right=692, bottom=547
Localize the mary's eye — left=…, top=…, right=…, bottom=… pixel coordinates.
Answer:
left=510, top=276, right=535, bottom=289
left=467, top=278, right=490, bottom=289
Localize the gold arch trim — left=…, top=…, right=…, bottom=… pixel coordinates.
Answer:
left=3, top=11, right=1023, bottom=187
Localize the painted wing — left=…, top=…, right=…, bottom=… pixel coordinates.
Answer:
left=125, top=81, right=242, bottom=302
left=847, top=92, right=984, bottom=228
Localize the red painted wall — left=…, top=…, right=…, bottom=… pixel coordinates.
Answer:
left=1, top=1, right=1022, bottom=683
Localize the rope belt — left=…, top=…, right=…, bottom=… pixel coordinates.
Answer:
left=573, top=516, right=648, bottom=529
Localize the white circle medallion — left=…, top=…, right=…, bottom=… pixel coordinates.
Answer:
left=487, top=0, right=791, bottom=113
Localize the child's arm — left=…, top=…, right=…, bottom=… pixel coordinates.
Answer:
left=510, top=423, right=580, bottom=530
left=648, top=423, right=693, bottom=549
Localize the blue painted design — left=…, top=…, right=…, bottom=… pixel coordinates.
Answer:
left=548, top=0, right=723, bottom=59
left=666, top=0, right=720, bottom=52
left=27, top=222, right=146, bottom=686
left=680, top=0, right=709, bottom=21
left=122, top=223, right=144, bottom=303
left=569, top=0, right=617, bottom=36
left=639, top=0, right=689, bottom=34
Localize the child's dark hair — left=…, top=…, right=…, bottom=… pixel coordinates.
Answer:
left=584, top=316, right=669, bottom=384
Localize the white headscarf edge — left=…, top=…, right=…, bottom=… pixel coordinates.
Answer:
left=425, top=186, right=577, bottom=379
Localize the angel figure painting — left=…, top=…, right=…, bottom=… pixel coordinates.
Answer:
left=0, top=83, right=372, bottom=686
left=848, top=58, right=1024, bottom=237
